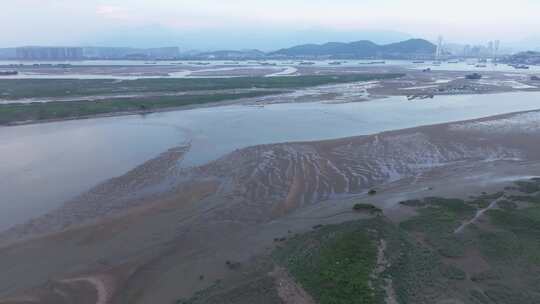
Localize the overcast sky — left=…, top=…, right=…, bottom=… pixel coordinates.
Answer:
left=2, top=0, right=540, bottom=49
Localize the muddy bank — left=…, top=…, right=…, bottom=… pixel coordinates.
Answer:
left=4, top=110, right=540, bottom=244
left=1, top=110, right=540, bottom=303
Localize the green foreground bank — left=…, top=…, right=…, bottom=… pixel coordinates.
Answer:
left=180, top=178, right=540, bottom=304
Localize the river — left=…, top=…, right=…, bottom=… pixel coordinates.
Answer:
left=1, top=91, right=540, bottom=230
left=2, top=59, right=539, bottom=79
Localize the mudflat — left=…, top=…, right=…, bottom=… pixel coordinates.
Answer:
left=1, top=109, right=540, bottom=304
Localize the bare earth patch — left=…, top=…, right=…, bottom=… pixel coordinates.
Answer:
left=270, top=267, right=315, bottom=304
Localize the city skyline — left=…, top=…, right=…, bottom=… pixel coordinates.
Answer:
left=2, top=0, right=540, bottom=50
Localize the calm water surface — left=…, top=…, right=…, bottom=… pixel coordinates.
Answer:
left=1, top=91, right=540, bottom=230
left=2, top=59, right=538, bottom=79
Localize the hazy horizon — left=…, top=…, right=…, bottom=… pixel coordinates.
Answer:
left=3, top=0, right=540, bottom=51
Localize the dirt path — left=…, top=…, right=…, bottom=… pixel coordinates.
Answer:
left=60, top=276, right=111, bottom=304
left=0, top=296, right=39, bottom=303
left=374, top=240, right=398, bottom=304
left=270, top=267, right=315, bottom=304
left=454, top=197, right=504, bottom=234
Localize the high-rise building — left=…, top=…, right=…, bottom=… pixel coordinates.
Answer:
left=15, top=47, right=84, bottom=60
left=487, top=41, right=494, bottom=57
left=494, top=40, right=500, bottom=58
left=435, top=36, right=444, bottom=59
left=463, top=45, right=471, bottom=57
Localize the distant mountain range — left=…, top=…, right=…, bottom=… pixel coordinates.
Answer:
left=83, top=47, right=180, bottom=60
left=270, top=39, right=436, bottom=59
left=187, top=39, right=436, bottom=60
left=193, top=49, right=266, bottom=60
left=0, top=38, right=437, bottom=60
left=501, top=51, right=540, bottom=65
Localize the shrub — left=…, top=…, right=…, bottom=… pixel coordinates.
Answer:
left=514, top=180, right=540, bottom=194
left=471, top=270, right=500, bottom=282
left=353, top=203, right=382, bottom=214
left=399, top=199, right=426, bottom=207
left=440, top=264, right=466, bottom=280
left=497, top=200, right=518, bottom=211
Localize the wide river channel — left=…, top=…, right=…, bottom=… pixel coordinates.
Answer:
left=1, top=91, right=540, bottom=230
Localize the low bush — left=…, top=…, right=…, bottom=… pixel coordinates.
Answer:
left=353, top=203, right=382, bottom=214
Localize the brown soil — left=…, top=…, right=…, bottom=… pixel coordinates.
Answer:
left=270, top=267, right=315, bottom=304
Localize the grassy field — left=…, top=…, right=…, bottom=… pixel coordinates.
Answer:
left=278, top=179, right=540, bottom=304
left=180, top=180, right=540, bottom=304
left=273, top=220, right=382, bottom=304
left=0, top=91, right=278, bottom=124
left=395, top=179, right=540, bottom=304
left=0, top=74, right=403, bottom=100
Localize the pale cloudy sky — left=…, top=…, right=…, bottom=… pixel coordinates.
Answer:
left=2, top=0, right=540, bottom=49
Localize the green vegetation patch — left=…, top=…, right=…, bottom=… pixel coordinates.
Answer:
left=178, top=276, right=282, bottom=304
left=271, top=194, right=540, bottom=304
left=182, top=190, right=540, bottom=304
left=513, top=179, right=540, bottom=194
left=0, top=73, right=404, bottom=124
left=507, top=194, right=540, bottom=204
left=481, top=207, right=540, bottom=265
left=497, top=200, right=518, bottom=211
left=274, top=216, right=461, bottom=304
left=468, top=191, right=504, bottom=209
left=0, top=74, right=403, bottom=99
left=468, top=289, right=491, bottom=304
left=440, top=264, right=466, bottom=280
left=0, top=91, right=276, bottom=124
left=399, top=199, right=427, bottom=207
left=386, top=233, right=444, bottom=303
left=487, top=208, right=540, bottom=236
left=470, top=270, right=500, bottom=283
left=274, top=219, right=385, bottom=304
left=399, top=197, right=476, bottom=232
left=353, top=203, right=383, bottom=214
left=177, top=258, right=282, bottom=304
left=484, top=284, right=540, bottom=304
left=399, top=197, right=475, bottom=257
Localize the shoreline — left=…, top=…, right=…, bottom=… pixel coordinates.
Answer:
left=3, top=86, right=540, bottom=128
left=2, top=107, right=540, bottom=302
left=2, top=68, right=540, bottom=127
left=0, top=94, right=273, bottom=127
left=0, top=73, right=404, bottom=126
left=2, top=107, right=540, bottom=243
